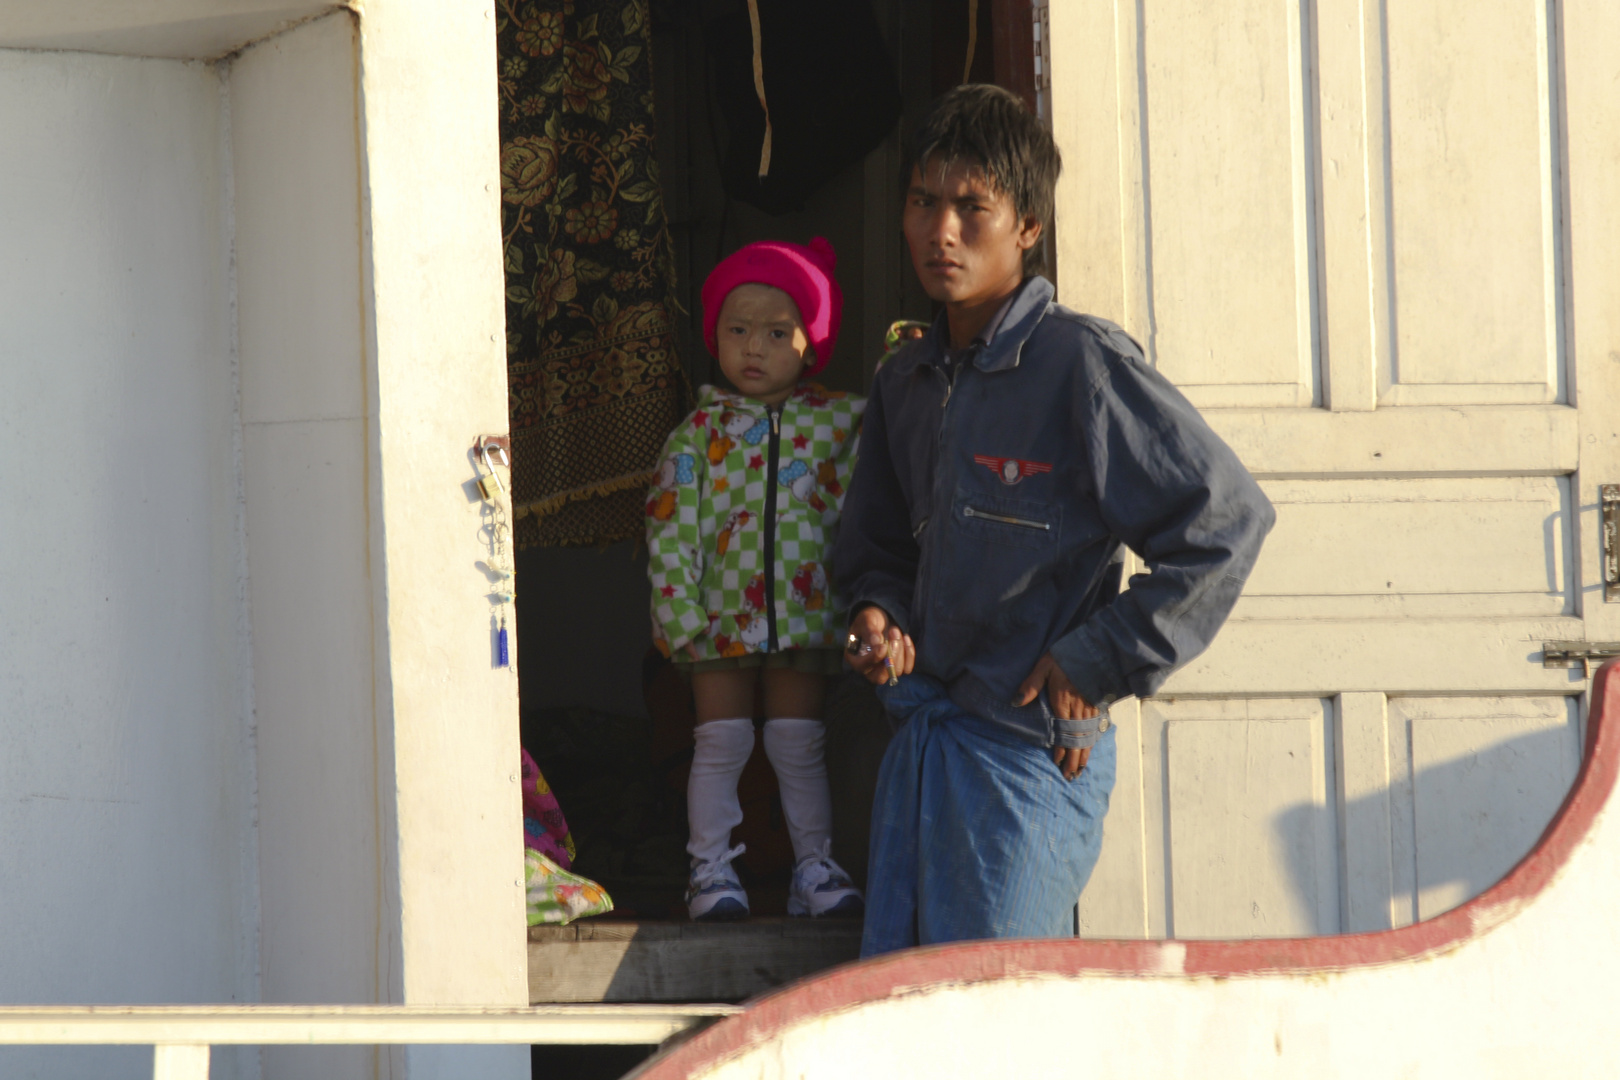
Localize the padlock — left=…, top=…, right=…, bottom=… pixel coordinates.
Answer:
left=477, top=444, right=507, bottom=502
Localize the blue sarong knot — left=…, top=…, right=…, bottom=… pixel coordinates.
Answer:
left=873, top=672, right=954, bottom=724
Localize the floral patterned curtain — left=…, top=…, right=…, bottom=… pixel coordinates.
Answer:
left=497, top=0, right=689, bottom=548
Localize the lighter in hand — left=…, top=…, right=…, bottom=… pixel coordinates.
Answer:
left=846, top=632, right=898, bottom=686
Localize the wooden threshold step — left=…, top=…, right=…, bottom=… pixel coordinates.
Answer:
left=528, top=918, right=862, bottom=1004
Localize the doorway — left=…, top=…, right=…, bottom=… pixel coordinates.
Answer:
left=507, top=0, right=1043, bottom=996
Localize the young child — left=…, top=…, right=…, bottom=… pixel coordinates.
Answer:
left=646, top=237, right=866, bottom=921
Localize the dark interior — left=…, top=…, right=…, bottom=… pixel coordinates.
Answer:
left=516, top=0, right=1036, bottom=920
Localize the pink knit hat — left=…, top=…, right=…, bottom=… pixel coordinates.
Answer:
left=701, top=237, right=843, bottom=376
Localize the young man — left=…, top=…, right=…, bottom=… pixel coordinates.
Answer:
left=835, top=85, right=1275, bottom=956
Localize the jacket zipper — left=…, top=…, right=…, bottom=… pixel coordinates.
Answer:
left=764, top=405, right=782, bottom=652
left=916, top=358, right=964, bottom=623
left=963, top=506, right=1051, bottom=531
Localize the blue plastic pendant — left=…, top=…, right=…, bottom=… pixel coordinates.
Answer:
left=497, top=625, right=510, bottom=668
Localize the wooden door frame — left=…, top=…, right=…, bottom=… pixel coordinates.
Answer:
left=990, top=0, right=1038, bottom=113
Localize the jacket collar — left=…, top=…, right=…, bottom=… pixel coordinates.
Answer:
left=922, top=275, right=1055, bottom=374
left=976, top=275, right=1054, bottom=372
left=697, top=383, right=829, bottom=414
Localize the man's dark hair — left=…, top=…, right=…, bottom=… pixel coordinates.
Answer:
left=906, top=84, right=1062, bottom=276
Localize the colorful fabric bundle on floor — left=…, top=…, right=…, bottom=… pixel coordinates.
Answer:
left=496, top=0, right=689, bottom=549
left=526, top=849, right=614, bottom=926
left=522, top=747, right=613, bottom=924
left=522, top=702, right=693, bottom=919
left=522, top=746, right=577, bottom=868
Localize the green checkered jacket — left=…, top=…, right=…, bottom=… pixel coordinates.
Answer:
left=646, top=383, right=866, bottom=661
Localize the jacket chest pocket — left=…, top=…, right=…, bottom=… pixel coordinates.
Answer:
left=933, top=490, right=1062, bottom=624
left=954, top=491, right=1061, bottom=550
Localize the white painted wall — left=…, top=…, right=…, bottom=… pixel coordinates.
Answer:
left=1045, top=0, right=1617, bottom=948
left=1, top=2, right=528, bottom=1078
left=690, top=783, right=1620, bottom=1079
left=350, top=0, right=528, bottom=983
left=0, top=1, right=334, bottom=59
left=230, top=15, right=382, bottom=1080
left=0, top=47, right=256, bottom=1080
left=232, top=3, right=527, bottom=1074
left=351, top=1, right=528, bottom=1065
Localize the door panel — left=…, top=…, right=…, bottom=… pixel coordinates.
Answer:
left=1176, top=619, right=1581, bottom=696
left=1384, top=0, right=1562, bottom=404
left=1077, top=691, right=1582, bottom=938
left=1236, top=476, right=1575, bottom=620
left=1075, top=699, right=1149, bottom=940
left=1079, top=698, right=1339, bottom=940
left=1162, top=700, right=1339, bottom=939
left=1050, top=0, right=1616, bottom=939
left=1140, top=0, right=1318, bottom=408
left=1398, top=695, right=1581, bottom=920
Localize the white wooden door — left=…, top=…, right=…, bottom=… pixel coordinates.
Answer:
left=1050, top=0, right=1620, bottom=938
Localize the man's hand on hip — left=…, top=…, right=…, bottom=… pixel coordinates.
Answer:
left=1015, top=653, right=1096, bottom=781
left=845, top=605, right=915, bottom=686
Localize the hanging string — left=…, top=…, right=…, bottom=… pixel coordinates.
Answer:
left=963, top=0, right=979, bottom=83
left=747, top=0, right=772, bottom=177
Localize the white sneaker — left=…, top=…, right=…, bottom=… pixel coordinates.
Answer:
left=686, top=844, right=749, bottom=921
left=787, top=846, right=864, bottom=918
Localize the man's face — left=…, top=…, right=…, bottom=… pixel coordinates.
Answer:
left=902, top=158, right=1040, bottom=306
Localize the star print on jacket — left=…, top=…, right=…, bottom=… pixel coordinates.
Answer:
left=645, top=383, right=866, bottom=660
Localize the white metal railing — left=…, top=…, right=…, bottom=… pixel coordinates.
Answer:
left=0, top=1004, right=740, bottom=1080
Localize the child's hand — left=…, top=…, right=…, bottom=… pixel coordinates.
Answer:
left=684, top=642, right=702, bottom=662
left=845, top=605, right=914, bottom=685
left=1015, top=654, right=1098, bottom=780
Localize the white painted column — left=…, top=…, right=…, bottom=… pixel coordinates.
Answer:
left=352, top=0, right=526, bottom=1011
left=236, top=0, right=526, bottom=1074
left=152, top=1045, right=210, bottom=1080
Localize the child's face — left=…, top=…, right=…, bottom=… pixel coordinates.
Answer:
left=904, top=157, right=1040, bottom=307
left=715, top=283, right=813, bottom=407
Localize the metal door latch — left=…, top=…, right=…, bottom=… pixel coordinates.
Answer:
left=1543, top=641, right=1620, bottom=677
left=1603, top=484, right=1619, bottom=603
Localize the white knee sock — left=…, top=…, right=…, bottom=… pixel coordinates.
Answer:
left=763, top=718, right=833, bottom=864
left=687, top=717, right=755, bottom=868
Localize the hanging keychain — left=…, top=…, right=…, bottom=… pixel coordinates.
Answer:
left=475, top=439, right=515, bottom=669
left=491, top=519, right=513, bottom=669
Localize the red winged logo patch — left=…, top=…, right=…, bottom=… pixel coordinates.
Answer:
left=974, top=455, right=1054, bottom=486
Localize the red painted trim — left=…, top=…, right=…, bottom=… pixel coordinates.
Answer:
left=636, top=661, right=1619, bottom=1079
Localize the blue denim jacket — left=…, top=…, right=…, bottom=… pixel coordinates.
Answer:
left=833, top=276, right=1274, bottom=750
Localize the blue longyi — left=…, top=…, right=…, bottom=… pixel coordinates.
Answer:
left=861, top=674, right=1117, bottom=958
